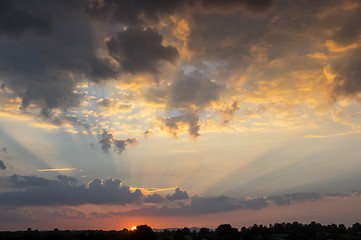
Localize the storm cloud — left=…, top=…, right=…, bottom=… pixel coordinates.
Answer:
left=166, top=188, right=189, bottom=201
left=0, top=175, right=143, bottom=206
left=0, top=0, right=51, bottom=36
left=106, top=27, right=179, bottom=74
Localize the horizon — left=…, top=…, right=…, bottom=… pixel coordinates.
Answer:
left=1, top=0, right=361, bottom=231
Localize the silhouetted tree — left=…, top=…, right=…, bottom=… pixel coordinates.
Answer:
left=132, top=225, right=156, bottom=240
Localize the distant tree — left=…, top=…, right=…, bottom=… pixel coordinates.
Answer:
left=133, top=225, right=156, bottom=240
left=216, top=224, right=238, bottom=239
left=173, top=227, right=191, bottom=240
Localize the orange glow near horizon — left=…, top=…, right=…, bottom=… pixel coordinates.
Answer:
left=131, top=226, right=137, bottom=231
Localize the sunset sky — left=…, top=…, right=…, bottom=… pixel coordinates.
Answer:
left=1, top=0, right=361, bottom=231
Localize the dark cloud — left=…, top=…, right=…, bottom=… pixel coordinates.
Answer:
left=168, top=71, right=225, bottom=109
left=99, top=129, right=113, bottom=153
left=0, top=0, right=52, bottom=36
left=0, top=160, right=6, bottom=170
left=329, top=48, right=361, bottom=99
left=57, top=175, right=78, bottom=185
left=166, top=188, right=189, bottom=201
left=0, top=0, right=118, bottom=118
left=268, top=192, right=321, bottom=206
left=97, top=191, right=327, bottom=217
left=84, top=0, right=188, bottom=25
left=8, top=174, right=62, bottom=188
left=331, top=7, right=361, bottom=46
left=0, top=175, right=143, bottom=206
left=159, top=110, right=201, bottom=139
left=143, top=193, right=166, bottom=204
left=106, top=27, right=179, bottom=74
left=200, top=0, right=273, bottom=14
left=326, top=193, right=350, bottom=198
left=98, top=129, right=138, bottom=154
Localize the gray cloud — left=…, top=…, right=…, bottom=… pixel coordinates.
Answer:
left=143, top=193, right=166, bottom=204
left=84, top=0, right=273, bottom=26
left=106, top=27, right=179, bottom=74
left=84, top=0, right=188, bottom=25
left=331, top=7, right=361, bottom=46
left=166, top=188, right=189, bottom=201
left=96, top=191, right=326, bottom=217
left=0, top=175, right=143, bottom=206
left=0, top=0, right=52, bottom=36
left=329, top=48, right=361, bottom=99
left=168, top=71, right=225, bottom=109
left=159, top=110, right=201, bottom=139
left=200, top=0, right=273, bottom=14
left=219, top=100, right=240, bottom=125
left=146, top=71, right=225, bottom=138
left=98, top=129, right=138, bottom=154
left=0, top=0, right=118, bottom=117
left=0, top=160, right=6, bottom=170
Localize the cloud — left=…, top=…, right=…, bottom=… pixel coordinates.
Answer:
left=168, top=71, right=225, bottom=109
left=83, top=0, right=187, bottom=25
left=0, top=0, right=52, bottom=36
left=98, top=191, right=327, bottom=217
left=218, top=101, right=240, bottom=125
left=199, top=0, right=274, bottom=14
left=97, top=98, right=132, bottom=112
left=159, top=110, right=201, bottom=139
left=268, top=192, right=321, bottom=206
left=98, top=129, right=138, bottom=154
left=329, top=47, right=361, bottom=99
left=106, top=27, right=179, bottom=74
left=331, top=6, right=361, bottom=46
left=143, top=130, right=153, bottom=138
left=143, top=193, right=166, bottom=204
left=166, top=188, right=189, bottom=201
left=0, top=160, right=6, bottom=170
left=0, top=175, right=143, bottom=206
left=0, top=0, right=118, bottom=117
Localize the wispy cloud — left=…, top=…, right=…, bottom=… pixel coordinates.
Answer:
left=37, top=168, right=77, bottom=172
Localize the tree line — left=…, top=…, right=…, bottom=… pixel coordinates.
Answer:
left=1, top=222, right=361, bottom=240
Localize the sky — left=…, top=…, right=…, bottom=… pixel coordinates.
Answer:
left=1, top=0, right=361, bottom=231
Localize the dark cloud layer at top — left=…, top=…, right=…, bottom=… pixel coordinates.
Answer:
left=0, top=0, right=118, bottom=116
left=200, top=0, right=273, bottom=14
left=330, top=48, right=361, bottom=99
left=107, top=27, right=179, bottom=74
left=84, top=0, right=188, bottom=25
left=0, top=0, right=273, bottom=128
left=84, top=0, right=273, bottom=26
left=0, top=0, right=51, bottom=36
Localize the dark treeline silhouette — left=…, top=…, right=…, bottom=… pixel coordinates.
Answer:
left=1, top=222, right=361, bottom=240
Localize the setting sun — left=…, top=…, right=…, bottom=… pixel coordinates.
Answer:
left=131, top=226, right=137, bottom=231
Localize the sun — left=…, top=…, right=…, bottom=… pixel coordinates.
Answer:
left=131, top=226, right=137, bottom=231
